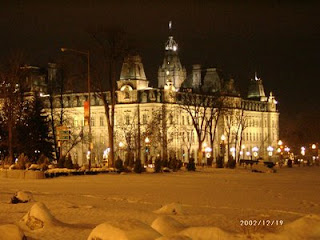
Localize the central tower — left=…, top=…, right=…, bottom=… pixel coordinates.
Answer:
left=158, top=21, right=186, bottom=89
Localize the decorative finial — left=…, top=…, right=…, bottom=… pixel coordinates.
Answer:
left=255, top=72, right=259, bottom=81
left=169, top=21, right=172, bottom=30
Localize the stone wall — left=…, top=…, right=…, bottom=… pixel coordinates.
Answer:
left=0, top=170, right=45, bottom=179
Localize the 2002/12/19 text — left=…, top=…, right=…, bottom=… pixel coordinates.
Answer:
left=240, top=220, right=284, bottom=226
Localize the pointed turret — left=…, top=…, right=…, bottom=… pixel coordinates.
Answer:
left=158, top=21, right=186, bottom=89
left=117, top=54, right=149, bottom=90
left=247, top=73, right=267, bottom=101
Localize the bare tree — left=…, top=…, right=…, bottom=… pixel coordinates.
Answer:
left=234, top=109, right=248, bottom=162
left=178, top=92, right=211, bottom=164
left=181, top=128, right=194, bottom=162
left=47, top=58, right=83, bottom=161
left=0, top=52, right=27, bottom=163
left=88, top=26, right=128, bottom=167
left=206, top=95, right=226, bottom=160
left=115, top=110, right=139, bottom=166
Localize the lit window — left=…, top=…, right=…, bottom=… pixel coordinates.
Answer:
left=125, top=115, right=130, bottom=125
left=143, top=114, right=147, bottom=124
left=100, top=116, right=104, bottom=126
left=91, top=117, right=95, bottom=127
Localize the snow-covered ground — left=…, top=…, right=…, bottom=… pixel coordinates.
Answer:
left=0, top=166, right=319, bottom=239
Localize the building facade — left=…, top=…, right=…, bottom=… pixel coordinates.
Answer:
left=42, top=30, right=279, bottom=166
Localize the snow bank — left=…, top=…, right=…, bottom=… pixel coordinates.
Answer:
left=11, top=191, right=33, bottom=203
left=29, top=164, right=41, bottom=170
left=45, top=168, right=75, bottom=174
left=87, top=219, right=161, bottom=240
left=252, top=164, right=275, bottom=173
left=156, top=236, right=192, bottom=240
left=263, top=214, right=320, bottom=240
left=154, top=203, right=184, bottom=215
left=178, top=226, right=238, bottom=240
left=151, top=216, right=185, bottom=236
left=0, top=224, right=25, bottom=240
left=21, top=202, right=58, bottom=230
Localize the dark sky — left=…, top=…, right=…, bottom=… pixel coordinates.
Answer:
left=1, top=1, right=319, bottom=145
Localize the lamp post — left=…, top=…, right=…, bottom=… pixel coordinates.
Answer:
left=267, top=146, right=274, bottom=161
left=230, top=147, right=236, bottom=160
left=61, top=48, right=92, bottom=169
left=205, top=146, right=212, bottom=166
left=220, top=134, right=226, bottom=158
left=252, top=146, right=259, bottom=160
left=145, top=137, right=150, bottom=164
left=311, top=144, right=317, bottom=165
left=119, top=142, right=124, bottom=160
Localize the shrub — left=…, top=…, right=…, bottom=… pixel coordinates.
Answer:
left=227, top=155, right=236, bottom=169
left=187, top=158, right=196, bottom=171
left=154, top=157, right=162, bottom=173
left=37, top=154, right=49, bottom=165
left=216, top=156, right=224, bottom=168
left=134, top=159, right=143, bottom=173
left=16, top=153, right=28, bottom=170
left=115, top=157, right=124, bottom=172
left=227, top=159, right=236, bottom=169
left=57, top=156, right=65, bottom=168
left=162, top=158, right=168, bottom=168
left=64, top=155, right=74, bottom=169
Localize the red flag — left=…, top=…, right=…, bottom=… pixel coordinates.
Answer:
left=84, top=101, right=89, bottom=122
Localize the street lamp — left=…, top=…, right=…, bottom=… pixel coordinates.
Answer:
left=61, top=47, right=91, bottom=169
left=267, top=146, right=274, bottom=161
left=252, top=146, right=259, bottom=160
left=145, top=137, right=150, bottom=164
left=205, top=146, right=212, bottom=166
left=230, top=147, right=236, bottom=160
left=220, top=134, right=226, bottom=157
left=119, top=142, right=124, bottom=160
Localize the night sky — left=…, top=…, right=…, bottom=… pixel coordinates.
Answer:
left=1, top=1, right=319, bottom=146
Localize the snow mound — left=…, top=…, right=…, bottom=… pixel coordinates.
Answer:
left=45, top=168, right=75, bottom=173
left=151, top=216, right=186, bottom=236
left=11, top=191, right=33, bottom=204
left=0, top=224, right=25, bottom=240
left=178, top=227, right=238, bottom=240
left=146, top=167, right=155, bottom=173
left=252, top=164, right=275, bottom=173
left=264, top=214, right=320, bottom=240
left=29, top=164, right=41, bottom=170
left=154, top=203, right=184, bottom=215
left=87, top=219, right=161, bottom=240
left=21, top=202, right=58, bottom=230
left=156, top=236, right=191, bottom=240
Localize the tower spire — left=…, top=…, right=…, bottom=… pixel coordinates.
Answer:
left=165, top=21, right=178, bottom=51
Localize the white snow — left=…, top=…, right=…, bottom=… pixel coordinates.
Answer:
left=154, top=203, right=184, bottom=215
left=151, top=216, right=186, bottom=236
left=178, top=226, right=238, bottom=240
left=0, top=224, right=25, bottom=240
left=251, top=163, right=275, bottom=173
left=0, top=166, right=319, bottom=239
left=14, top=191, right=33, bottom=203
left=87, top=219, right=161, bottom=240
left=21, top=202, right=59, bottom=230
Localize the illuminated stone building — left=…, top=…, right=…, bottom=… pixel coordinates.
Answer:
left=42, top=27, right=279, bottom=166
